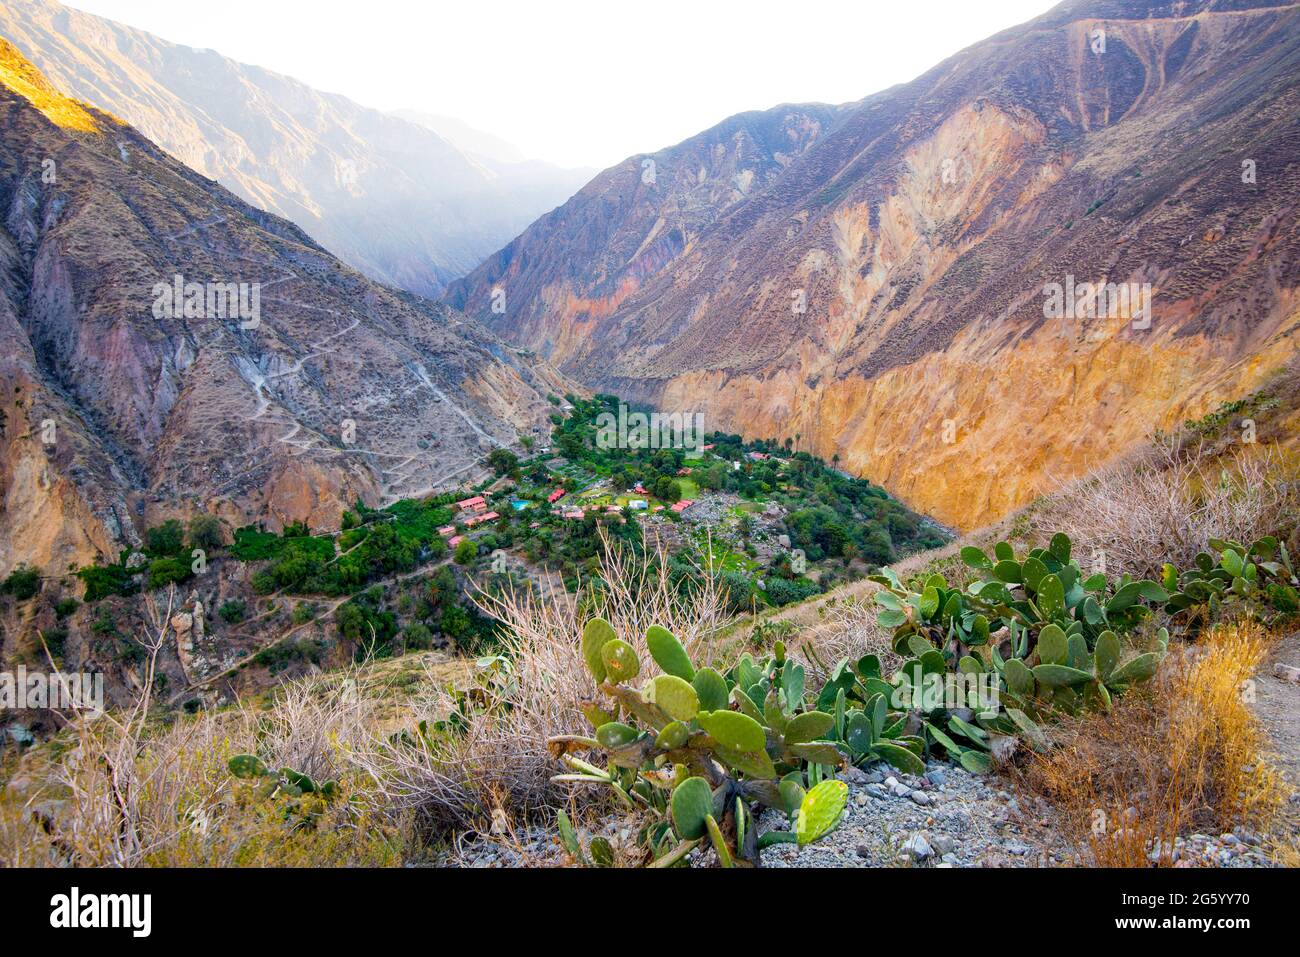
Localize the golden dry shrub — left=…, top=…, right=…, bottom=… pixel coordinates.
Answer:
left=1017, top=618, right=1286, bottom=867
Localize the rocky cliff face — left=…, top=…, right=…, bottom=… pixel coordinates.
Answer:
left=447, top=0, right=1300, bottom=531
left=0, top=40, right=568, bottom=575
left=0, top=0, right=591, bottom=298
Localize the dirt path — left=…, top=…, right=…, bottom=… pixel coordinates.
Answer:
left=1253, top=629, right=1300, bottom=857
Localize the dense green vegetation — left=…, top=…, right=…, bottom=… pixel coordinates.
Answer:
left=49, top=391, right=949, bottom=680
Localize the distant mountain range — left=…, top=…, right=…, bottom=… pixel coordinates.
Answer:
left=447, top=0, right=1300, bottom=531
left=0, top=38, right=567, bottom=575
left=0, top=0, right=592, bottom=298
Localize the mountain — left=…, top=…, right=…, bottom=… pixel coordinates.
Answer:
left=393, top=108, right=595, bottom=235
left=0, top=39, right=568, bottom=576
left=0, top=0, right=589, bottom=297
left=446, top=0, right=1300, bottom=531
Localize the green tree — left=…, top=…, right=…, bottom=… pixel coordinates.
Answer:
left=2, top=564, right=41, bottom=601
left=144, top=520, right=186, bottom=557
left=188, top=514, right=225, bottom=551
left=454, top=538, right=479, bottom=565
left=488, top=448, right=520, bottom=475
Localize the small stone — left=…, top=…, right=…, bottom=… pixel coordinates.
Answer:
left=910, top=791, right=932, bottom=807
left=924, top=769, right=946, bottom=788
left=901, top=834, right=933, bottom=862
left=855, top=844, right=871, bottom=859
left=931, top=833, right=955, bottom=855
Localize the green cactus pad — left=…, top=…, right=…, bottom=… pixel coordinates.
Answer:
left=581, top=617, right=617, bottom=683
left=691, top=667, right=729, bottom=712
left=873, top=741, right=926, bottom=775
left=646, top=625, right=695, bottom=681
left=556, top=809, right=581, bottom=857
left=1049, top=532, right=1072, bottom=563
left=589, top=836, right=615, bottom=867
left=705, top=813, right=733, bottom=867
left=1003, top=657, right=1036, bottom=696
left=1109, top=652, right=1161, bottom=686
left=779, top=772, right=807, bottom=815
left=670, top=776, right=713, bottom=839
left=655, top=721, right=691, bottom=750
left=599, top=638, right=641, bottom=684
left=796, top=779, right=848, bottom=845
left=596, top=721, right=640, bottom=748
left=1093, top=631, right=1120, bottom=680
left=1032, top=663, right=1094, bottom=687
left=714, top=744, right=777, bottom=779
left=1036, top=623, right=1069, bottom=665
left=783, top=710, right=835, bottom=746
left=646, top=674, right=700, bottom=722
left=959, top=750, right=993, bottom=774
left=1037, top=575, right=1066, bottom=619
left=228, top=754, right=269, bottom=779
left=699, top=710, right=766, bottom=751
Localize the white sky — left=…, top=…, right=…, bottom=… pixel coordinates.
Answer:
left=65, top=0, right=1058, bottom=169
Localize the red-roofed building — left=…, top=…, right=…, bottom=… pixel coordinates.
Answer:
left=438, top=525, right=456, bottom=537
left=464, top=511, right=500, bottom=528
left=448, top=535, right=464, bottom=547
left=562, top=509, right=585, bottom=520
left=670, top=500, right=694, bottom=513
left=676, top=467, right=693, bottom=476
left=547, top=488, right=567, bottom=504
left=633, top=484, right=649, bottom=495
left=456, top=495, right=486, bottom=511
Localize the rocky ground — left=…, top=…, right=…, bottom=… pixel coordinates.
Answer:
left=438, top=755, right=1277, bottom=868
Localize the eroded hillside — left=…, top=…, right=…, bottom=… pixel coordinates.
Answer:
left=0, top=39, right=568, bottom=575
left=447, top=0, right=1300, bottom=530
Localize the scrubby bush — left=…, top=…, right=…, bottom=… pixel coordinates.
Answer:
left=218, top=599, right=247, bottom=624
left=2, top=564, right=41, bottom=601
left=188, top=514, right=225, bottom=551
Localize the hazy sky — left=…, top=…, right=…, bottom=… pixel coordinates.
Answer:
left=65, top=0, right=1058, bottom=169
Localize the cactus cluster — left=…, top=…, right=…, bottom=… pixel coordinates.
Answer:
left=228, top=754, right=340, bottom=827
left=549, top=619, right=849, bottom=866
left=863, top=532, right=1170, bottom=766
left=1163, top=536, right=1299, bottom=627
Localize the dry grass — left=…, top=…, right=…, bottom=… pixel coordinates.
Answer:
left=1038, top=443, right=1300, bottom=579
left=794, top=596, right=901, bottom=685
left=346, top=532, right=731, bottom=837
left=1016, top=618, right=1287, bottom=867
left=0, top=589, right=409, bottom=867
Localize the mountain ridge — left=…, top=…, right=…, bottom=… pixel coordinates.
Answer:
left=0, top=39, right=568, bottom=576
left=0, top=0, right=591, bottom=297
left=446, top=0, right=1300, bottom=531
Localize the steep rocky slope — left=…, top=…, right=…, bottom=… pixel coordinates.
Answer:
left=0, top=39, right=567, bottom=576
left=447, top=0, right=1300, bottom=531
left=0, top=0, right=590, bottom=297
